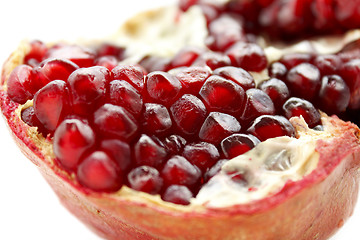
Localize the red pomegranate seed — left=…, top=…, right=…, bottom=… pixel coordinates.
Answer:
left=279, top=53, right=313, bottom=69
left=213, top=66, right=255, bottom=90
left=175, top=66, right=211, bottom=95
left=162, top=185, right=193, bottom=205
left=221, top=133, right=260, bottom=159
left=146, top=71, right=182, bottom=106
left=53, top=118, right=95, bottom=171
left=239, top=88, right=275, bottom=126
left=199, top=112, right=241, bottom=145
left=96, top=43, right=125, bottom=59
left=77, top=151, right=122, bottom=192
left=6, top=65, right=34, bottom=103
left=93, top=104, right=138, bottom=140
left=204, top=159, right=228, bottom=182
left=21, top=106, right=47, bottom=136
left=339, top=59, right=360, bottom=109
left=47, top=44, right=96, bottom=68
left=134, top=134, right=167, bottom=168
left=257, top=78, right=290, bottom=112
left=182, top=142, right=220, bottom=171
left=277, top=0, right=311, bottom=35
left=226, top=0, right=261, bottom=22
left=334, top=0, right=360, bottom=28
left=247, top=115, right=296, bottom=141
left=192, top=51, right=231, bottom=70
left=312, top=0, right=336, bottom=30
left=100, top=139, right=131, bottom=172
left=207, top=14, right=245, bottom=51
left=162, top=135, right=187, bottom=155
left=318, top=75, right=350, bottom=114
left=142, top=103, right=172, bottom=135
left=268, top=62, right=288, bottom=80
left=286, top=63, right=321, bottom=101
left=170, top=46, right=203, bottom=69
left=68, top=66, right=111, bottom=115
left=226, top=42, right=268, bottom=72
left=313, top=54, right=341, bottom=75
left=283, top=97, right=321, bottom=128
left=108, top=80, right=143, bottom=116
left=161, top=155, right=201, bottom=187
left=170, top=94, right=207, bottom=135
left=127, top=166, right=163, bottom=194
left=139, top=55, right=171, bottom=72
left=95, top=56, right=118, bottom=71
left=112, top=65, right=146, bottom=92
left=199, top=75, right=245, bottom=114
left=24, top=40, right=48, bottom=65
left=33, top=80, right=69, bottom=132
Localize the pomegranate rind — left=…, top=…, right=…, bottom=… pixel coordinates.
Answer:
left=2, top=12, right=360, bottom=240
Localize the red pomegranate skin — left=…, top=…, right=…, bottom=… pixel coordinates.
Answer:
left=1, top=42, right=360, bottom=240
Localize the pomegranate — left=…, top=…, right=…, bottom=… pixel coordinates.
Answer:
left=1, top=1, right=360, bottom=240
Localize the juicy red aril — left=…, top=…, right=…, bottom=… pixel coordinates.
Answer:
left=192, top=51, right=231, bottom=70
left=77, top=151, right=122, bottom=192
left=199, top=75, right=245, bottom=114
left=313, top=54, right=341, bottom=75
left=239, top=88, right=275, bottom=126
left=47, top=44, right=96, bottom=68
left=24, top=40, right=48, bottom=65
left=286, top=63, right=321, bottom=101
left=100, top=139, right=131, bottom=172
left=21, top=106, right=47, bottom=136
left=53, top=118, right=95, bottom=171
left=221, top=133, right=260, bottom=158
left=142, top=103, right=172, bottom=135
left=162, top=185, right=193, bottom=205
left=268, top=62, right=288, bottom=80
left=170, top=46, right=203, bottom=69
left=139, top=55, right=171, bottom=72
left=6, top=65, right=34, bottom=104
left=33, top=80, right=69, bottom=132
left=146, top=71, right=182, bottom=106
left=204, top=159, right=228, bottom=182
left=335, top=0, right=360, bottom=28
left=257, top=78, right=290, bottom=112
left=162, top=135, right=187, bottom=155
left=182, top=142, right=220, bottom=171
left=112, top=65, right=146, bottom=92
left=318, top=75, right=350, bottom=114
left=247, top=115, right=296, bottom=141
left=134, top=134, right=167, bottom=168
left=96, top=43, right=124, bottom=59
left=339, top=59, right=360, bottom=109
left=175, top=66, right=211, bottom=95
left=226, top=42, right=268, bottom=72
left=170, top=94, right=207, bottom=135
left=68, top=66, right=111, bottom=115
left=127, top=166, right=163, bottom=194
left=95, top=56, right=118, bottom=71
left=93, top=104, right=138, bottom=140
left=312, top=0, right=336, bottom=30
left=199, top=112, right=241, bottom=145
left=107, top=80, right=143, bottom=116
left=279, top=53, right=313, bottom=69
left=213, top=66, right=256, bottom=91
left=282, top=97, right=321, bottom=128
left=161, top=155, right=201, bottom=188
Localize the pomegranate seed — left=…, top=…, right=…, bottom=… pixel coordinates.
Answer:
left=127, top=166, right=163, bottom=194
left=77, top=151, right=122, bottom=192
left=226, top=42, right=268, bottom=72
left=112, top=65, right=146, bottom=92
left=95, top=56, right=118, bottom=71
left=318, top=75, right=350, bottom=114
left=67, top=66, right=111, bottom=115
left=192, top=51, right=231, bottom=70
left=313, top=54, right=341, bottom=75
left=277, top=0, right=311, bottom=35
left=279, top=53, right=313, bottom=69
left=268, top=62, right=288, bottom=80
left=334, top=0, right=360, bottom=28
left=221, top=133, right=260, bottom=158
left=239, top=88, right=275, bottom=126
left=283, top=97, right=321, bottom=128
left=47, top=44, right=96, bottom=68
left=162, top=135, right=187, bottom=155
left=213, top=66, right=256, bottom=90
left=247, top=115, right=296, bottom=141
left=134, top=134, right=167, bottom=168
left=226, top=0, right=261, bottom=22
left=204, top=159, right=228, bottom=182
left=142, top=103, right=172, bottom=135
left=312, top=0, right=336, bottom=30
left=199, top=75, right=245, bottom=114
left=100, top=139, right=131, bottom=172
left=162, top=185, right=193, bottom=205
left=53, top=118, right=95, bottom=171
left=161, top=155, right=201, bottom=187
left=339, top=59, right=360, bottom=109
left=107, top=80, right=143, bottom=116
left=93, top=104, right=138, bottom=140
left=21, top=106, right=47, bottom=135
left=146, top=71, right=182, bottom=106
left=257, top=78, right=290, bottom=112
left=139, top=55, right=171, bottom=72
left=170, top=94, right=207, bottom=135
left=182, top=142, right=220, bottom=171
left=33, top=80, right=69, bottom=132
left=286, top=63, right=321, bottom=101
left=6, top=65, right=34, bottom=103
left=24, top=40, right=48, bottom=65
left=199, top=112, right=241, bottom=145
left=170, top=46, right=203, bottom=69
left=175, top=66, right=211, bottom=95
left=96, top=43, right=124, bottom=59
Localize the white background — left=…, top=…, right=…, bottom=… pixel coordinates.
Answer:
left=0, top=1, right=359, bottom=239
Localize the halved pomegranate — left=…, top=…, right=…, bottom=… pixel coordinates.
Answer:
left=1, top=1, right=360, bottom=240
